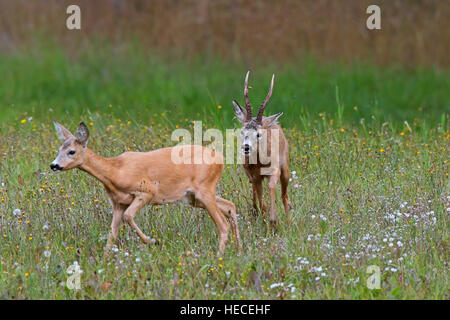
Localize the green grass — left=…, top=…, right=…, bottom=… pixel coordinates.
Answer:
left=0, top=46, right=448, bottom=299
left=0, top=44, right=448, bottom=129
left=0, top=111, right=448, bottom=299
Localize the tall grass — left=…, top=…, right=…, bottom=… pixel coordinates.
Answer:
left=0, top=110, right=448, bottom=299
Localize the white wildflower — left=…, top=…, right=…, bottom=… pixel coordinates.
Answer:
left=270, top=282, right=284, bottom=289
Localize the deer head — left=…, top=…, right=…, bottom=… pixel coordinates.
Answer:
left=232, top=71, right=283, bottom=156
left=50, top=121, right=90, bottom=172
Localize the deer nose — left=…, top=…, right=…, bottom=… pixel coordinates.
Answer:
left=50, top=163, right=63, bottom=171
left=243, top=144, right=250, bottom=153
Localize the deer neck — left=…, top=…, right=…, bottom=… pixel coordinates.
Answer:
left=79, top=148, right=115, bottom=188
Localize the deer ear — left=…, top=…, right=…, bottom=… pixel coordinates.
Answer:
left=262, top=112, right=283, bottom=127
left=232, top=100, right=247, bottom=123
left=53, top=121, right=74, bottom=141
left=76, top=122, right=90, bottom=147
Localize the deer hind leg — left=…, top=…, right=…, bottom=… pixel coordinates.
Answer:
left=195, top=193, right=230, bottom=256
left=216, top=196, right=241, bottom=250
left=280, top=164, right=292, bottom=214
left=268, top=170, right=281, bottom=227
left=123, top=193, right=156, bottom=245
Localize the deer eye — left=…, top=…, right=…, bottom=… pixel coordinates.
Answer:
left=257, top=133, right=262, bottom=139
left=68, top=150, right=76, bottom=155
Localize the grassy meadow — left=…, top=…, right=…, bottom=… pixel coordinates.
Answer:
left=0, top=47, right=449, bottom=299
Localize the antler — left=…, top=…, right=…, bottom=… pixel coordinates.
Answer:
left=256, top=74, right=275, bottom=124
left=244, top=71, right=252, bottom=121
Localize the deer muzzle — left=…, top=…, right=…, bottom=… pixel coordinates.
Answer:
left=50, top=163, right=63, bottom=172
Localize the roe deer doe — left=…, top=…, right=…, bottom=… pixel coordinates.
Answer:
left=50, top=121, right=240, bottom=255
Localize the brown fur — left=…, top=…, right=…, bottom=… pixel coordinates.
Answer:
left=233, top=72, right=291, bottom=226
left=243, top=122, right=291, bottom=225
left=51, top=121, right=240, bottom=255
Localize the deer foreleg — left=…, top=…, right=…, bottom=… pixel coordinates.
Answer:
left=251, top=183, right=258, bottom=210
left=106, top=201, right=127, bottom=249
left=123, top=193, right=156, bottom=245
left=254, top=178, right=267, bottom=214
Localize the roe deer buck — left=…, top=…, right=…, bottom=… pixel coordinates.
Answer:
left=232, top=71, right=291, bottom=226
left=50, top=121, right=239, bottom=255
